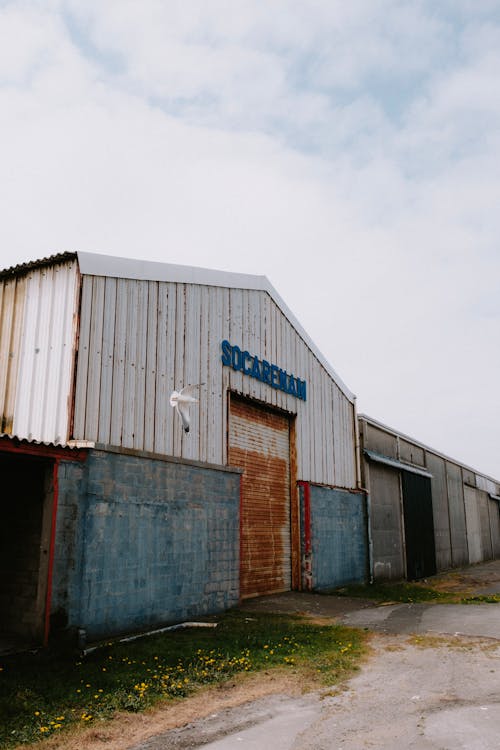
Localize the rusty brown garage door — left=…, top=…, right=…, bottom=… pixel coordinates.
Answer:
left=228, top=395, right=291, bottom=598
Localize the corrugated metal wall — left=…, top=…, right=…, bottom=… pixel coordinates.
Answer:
left=229, top=396, right=291, bottom=597
left=0, top=260, right=80, bottom=444
left=360, top=417, right=500, bottom=577
left=73, top=275, right=357, bottom=487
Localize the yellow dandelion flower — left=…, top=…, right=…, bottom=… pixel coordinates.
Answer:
left=40, top=727, right=49, bottom=733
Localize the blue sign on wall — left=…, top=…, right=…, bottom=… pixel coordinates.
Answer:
left=221, top=340, right=307, bottom=401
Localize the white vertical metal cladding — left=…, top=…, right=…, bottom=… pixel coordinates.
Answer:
left=73, top=273, right=358, bottom=488
left=0, top=274, right=27, bottom=433
left=0, top=260, right=80, bottom=443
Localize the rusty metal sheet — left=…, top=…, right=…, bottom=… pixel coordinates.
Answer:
left=228, top=396, right=291, bottom=598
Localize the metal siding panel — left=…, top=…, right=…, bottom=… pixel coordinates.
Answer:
left=369, top=462, right=405, bottom=580
left=0, top=277, right=26, bottom=433
left=7, top=278, right=27, bottom=430
left=327, top=381, right=336, bottom=487
left=133, top=281, right=149, bottom=450
left=199, top=285, right=209, bottom=463
left=173, top=284, right=186, bottom=457
left=0, top=279, right=15, bottom=424
left=400, top=439, right=425, bottom=467
left=426, top=452, right=452, bottom=571
left=248, top=291, right=261, bottom=401
left=446, top=462, right=469, bottom=566
left=365, top=422, right=399, bottom=459
left=269, top=295, right=278, bottom=408
left=73, top=275, right=93, bottom=438
left=13, top=262, right=77, bottom=442
left=182, top=284, right=201, bottom=461
left=478, top=490, right=493, bottom=560
left=260, top=292, right=270, bottom=404
left=12, top=261, right=78, bottom=443
left=46, top=262, right=79, bottom=442
left=144, top=282, right=158, bottom=453
left=321, top=372, right=331, bottom=485
left=229, top=397, right=291, bottom=597
left=464, top=485, right=482, bottom=564
left=228, top=288, right=243, bottom=395
left=98, top=277, right=117, bottom=444
left=488, top=497, right=500, bottom=557
left=153, top=282, right=170, bottom=455
left=109, top=278, right=128, bottom=446
left=165, top=283, right=177, bottom=456
left=278, top=307, right=287, bottom=411
left=85, top=276, right=105, bottom=441
left=219, top=289, right=231, bottom=463
left=240, top=289, right=250, bottom=398
left=476, top=475, right=498, bottom=494
left=121, top=281, right=139, bottom=448
left=333, top=386, right=343, bottom=487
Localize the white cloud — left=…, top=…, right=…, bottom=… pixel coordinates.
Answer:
left=0, top=0, right=499, bottom=476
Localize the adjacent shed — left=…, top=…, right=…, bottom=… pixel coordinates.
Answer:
left=359, top=415, right=500, bottom=581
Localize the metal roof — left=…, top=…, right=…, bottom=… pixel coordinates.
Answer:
left=0, top=433, right=93, bottom=450
left=360, top=413, right=500, bottom=489
left=76, top=252, right=355, bottom=402
left=0, top=252, right=76, bottom=280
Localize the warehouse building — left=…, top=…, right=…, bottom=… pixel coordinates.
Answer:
left=359, top=415, right=500, bottom=581
left=0, top=252, right=367, bottom=648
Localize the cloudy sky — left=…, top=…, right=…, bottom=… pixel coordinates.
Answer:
left=1, top=1, right=499, bottom=477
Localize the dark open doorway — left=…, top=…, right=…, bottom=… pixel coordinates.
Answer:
left=402, top=471, right=437, bottom=580
left=0, top=453, right=54, bottom=652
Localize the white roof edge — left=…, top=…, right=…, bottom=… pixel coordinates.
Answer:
left=77, top=251, right=355, bottom=402
left=359, top=413, right=500, bottom=486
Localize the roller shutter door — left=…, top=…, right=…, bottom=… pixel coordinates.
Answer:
left=228, top=396, right=291, bottom=598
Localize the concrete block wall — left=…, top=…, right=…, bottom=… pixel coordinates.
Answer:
left=51, top=459, right=88, bottom=631
left=302, top=484, right=367, bottom=590
left=52, top=448, right=240, bottom=641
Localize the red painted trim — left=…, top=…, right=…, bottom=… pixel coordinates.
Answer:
left=44, top=460, right=59, bottom=646
left=298, top=481, right=312, bottom=555
left=0, top=437, right=87, bottom=462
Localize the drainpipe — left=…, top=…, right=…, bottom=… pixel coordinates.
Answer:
left=355, top=413, right=374, bottom=584
left=353, top=396, right=363, bottom=490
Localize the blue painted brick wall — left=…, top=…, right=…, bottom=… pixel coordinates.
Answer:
left=53, top=450, right=240, bottom=640
left=309, top=485, right=367, bottom=589
left=52, top=460, right=88, bottom=629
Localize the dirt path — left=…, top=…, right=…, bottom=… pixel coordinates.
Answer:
left=18, top=670, right=306, bottom=750
left=25, top=632, right=500, bottom=750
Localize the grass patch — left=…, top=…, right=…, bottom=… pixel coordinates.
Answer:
left=0, top=612, right=365, bottom=748
left=332, top=581, right=457, bottom=604
left=461, top=594, right=500, bottom=604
